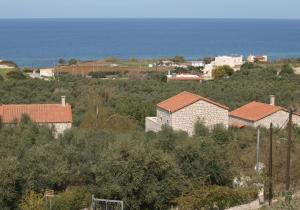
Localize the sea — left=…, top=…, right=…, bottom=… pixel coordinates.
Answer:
left=0, top=18, right=300, bottom=67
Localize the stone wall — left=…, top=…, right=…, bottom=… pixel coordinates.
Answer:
left=171, top=100, right=229, bottom=136
left=156, top=108, right=172, bottom=126
left=292, top=114, right=300, bottom=127
left=254, top=110, right=289, bottom=128
left=229, top=116, right=255, bottom=127
left=145, top=117, right=162, bottom=132
left=52, top=123, right=72, bottom=135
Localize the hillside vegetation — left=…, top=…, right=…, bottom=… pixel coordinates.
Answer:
left=0, top=66, right=300, bottom=209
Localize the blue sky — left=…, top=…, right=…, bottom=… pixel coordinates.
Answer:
left=1, top=0, right=299, bottom=19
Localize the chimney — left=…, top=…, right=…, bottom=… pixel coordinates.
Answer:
left=270, top=95, right=275, bottom=106
left=61, top=96, right=66, bottom=107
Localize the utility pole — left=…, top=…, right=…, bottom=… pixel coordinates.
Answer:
left=268, top=123, right=273, bottom=206
left=286, top=108, right=294, bottom=197
left=256, top=128, right=260, bottom=181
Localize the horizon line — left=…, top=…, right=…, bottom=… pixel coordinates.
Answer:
left=0, top=17, right=300, bottom=20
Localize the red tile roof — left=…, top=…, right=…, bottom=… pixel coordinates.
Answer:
left=0, top=104, right=72, bottom=124
left=230, top=101, right=283, bottom=122
left=157, top=91, right=228, bottom=113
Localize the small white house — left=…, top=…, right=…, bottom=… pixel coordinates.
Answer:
left=40, top=68, right=55, bottom=78
left=214, top=55, right=244, bottom=70
left=202, top=55, right=244, bottom=80
left=191, top=61, right=204, bottom=67
left=145, top=91, right=229, bottom=136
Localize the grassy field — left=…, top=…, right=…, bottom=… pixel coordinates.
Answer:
left=0, top=68, right=14, bottom=79
left=56, top=60, right=172, bottom=74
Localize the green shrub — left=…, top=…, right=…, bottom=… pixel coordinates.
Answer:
left=68, top=58, right=78, bottom=65
left=176, top=186, right=258, bottom=210
left=6, top=70, right=26, bottom=80
left=211, top=124, right=231, bottom=145
left=280, top=64, right=294, bottom=75
left=88, top=71, right=107, bottom=78
left=52, top=186, right=91, bottom=210
left=19, top=191, right=46, bottom=210
left=194, top=121, right=209, bottom=137
left=241, top=62, right=255, bottom=70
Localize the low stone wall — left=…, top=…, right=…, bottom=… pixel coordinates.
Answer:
left=145, top=117, right=162, bottom=132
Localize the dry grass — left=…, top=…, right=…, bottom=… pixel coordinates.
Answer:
left=55, top=60, right=172, bottom=74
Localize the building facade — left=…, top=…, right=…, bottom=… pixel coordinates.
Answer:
left=214, top=56, right=244, bottom=69
left=40, top=68, right=55, bottom=78
left=145, top=91, right=229, bottom=136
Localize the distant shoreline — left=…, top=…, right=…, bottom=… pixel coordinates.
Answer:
left=1, top=18, right=299, bottom=67
left=1, top=18, right=300, bottom=21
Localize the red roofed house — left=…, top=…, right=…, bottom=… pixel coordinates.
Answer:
left=229, top=95, right=300, bottom=128
left=145, top=91, right=229, bottom=136
left=0, top=96, right=72, bottom=136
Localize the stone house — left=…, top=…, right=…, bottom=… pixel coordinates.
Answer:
left=145, top=91, right=229, bottom=136
left=229, top=95, right=300, bottom=128
left=0, top=96, right=72, bottom=136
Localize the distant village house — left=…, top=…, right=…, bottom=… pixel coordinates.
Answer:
left=145, top=91, right=229, bottom=136
left=202, top=55, right=244, bottom=80
left=191, top=61, right=204, bottom=67
left=247, top=55, right=268, bottom=63
left=0, top=96, right=72, bottom=136
left=40, top=68, right=55, bottom=78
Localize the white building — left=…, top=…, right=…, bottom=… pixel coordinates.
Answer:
left=214, top=55, right=244, bottom=70
left=203, top=64, right=214, bottom=80
left=0, top=96, right=72, bottom=136
left=160, top=60, right=175, bottom=67
left=229, top=95, right=300, bottom=128
left=191, top=61, right=204, bottom=67
left=202, top=55, right=244, bottom=80
left=145, top=91, right=229, bottom=136
left=40, top=68, right=55, bottom=78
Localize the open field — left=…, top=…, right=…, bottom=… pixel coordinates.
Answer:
left=55, top=60, right=172, bottom=74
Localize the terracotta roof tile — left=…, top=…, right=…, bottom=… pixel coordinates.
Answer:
left=230, top=101, right=282, bottom=122
left=0, top=104, right=72, bottom=124
left=157, top=91, right=228, bottom=113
